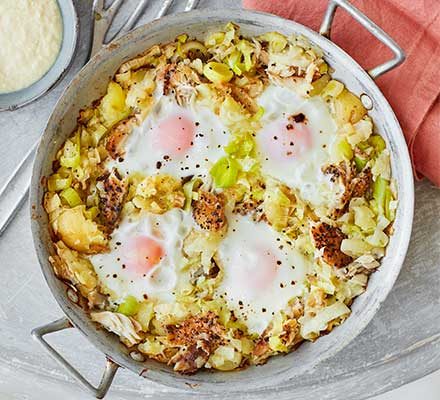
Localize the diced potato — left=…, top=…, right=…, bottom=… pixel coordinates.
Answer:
left=99, top=81, right=130, bottom=127
left=334, top=89, right=367, bottom=124
left=321, top=79, right=344, bottom=98
left=53, top=241, right=98, bottom=296
left=309, top=74, right=330, bottom=96
left=55, top=206, right=108, bottom=253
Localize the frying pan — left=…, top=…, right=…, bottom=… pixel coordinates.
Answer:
left=30, top=1, right=414, bottom=398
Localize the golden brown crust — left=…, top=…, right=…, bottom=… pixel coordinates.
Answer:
left=105, top=117, right=137, bottom=160
left=323, top=162, right=372, bottom=219
left=192, top=191, right=227, bottom=231
left=159, top=62, right=201, bottom=106
left=252, top=338, right=271, bottom=365
left=351, top=168, right=372, bottom=198
left=311, top=222, right=353, bottom=268
left=98, top=170, right=127, bottom=231
left=167, top=312, right=225, bottom=373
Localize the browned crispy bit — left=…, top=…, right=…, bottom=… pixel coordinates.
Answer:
left=351, top=168, right=372, bottom=198
left=167, top=312, right=225, bottom=374
left=118, top=45, right=161, bottom=74
left=192, top=191, right=226, bottom=231
left=227, top=84, right=260, bottom=114
left=280, top=319, right=302, bottom=349
left=159, top=63, right=176, bottom=96
left=169, top=344, right=210, bottom=374
left=105, top=117, right=136, bottom=159
left=159, top=63, right=201, bottom=106
left=252, top=338, right=271, bottom=365
left=323, top=162, right=372, bottom=219
left=311, top=222, right=353, bottom=268
left=98, top=170, right=127, bottom=231
left=288, top=113, right=307, bottom=124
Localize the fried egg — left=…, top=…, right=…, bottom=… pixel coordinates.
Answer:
left=109, top=94, right=229, bottom=179
left=89, top=208, right=193, bottom=304
left=215, top=214, right=309, bottom=334
left=256, top=85, right=339, bottom=207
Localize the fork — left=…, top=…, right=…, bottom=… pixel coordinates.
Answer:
left=0, top=0, right=200, bottom=235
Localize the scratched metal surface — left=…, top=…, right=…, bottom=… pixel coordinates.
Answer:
left=0, top=0, right=439, bottom=399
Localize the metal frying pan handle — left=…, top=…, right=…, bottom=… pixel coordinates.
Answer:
left=31, top=317, right=119, bottom=399
left=319, top=0, right=405, bottom=79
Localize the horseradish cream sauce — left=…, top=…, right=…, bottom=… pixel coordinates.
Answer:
left=0, top=0, right=63, bottom=94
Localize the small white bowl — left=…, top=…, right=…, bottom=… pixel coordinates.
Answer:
left=0, top=0, right=78, bottom=112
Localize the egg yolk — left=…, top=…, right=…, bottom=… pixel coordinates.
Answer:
left=262, top=120, right=312, bottom=161
left=123, top=236, right=164, bottom=275
left=234, top=247, right=279, bottom=297
left=250, top=248, right=279, bottom=290
left=151, top=114, right=195, bottom=156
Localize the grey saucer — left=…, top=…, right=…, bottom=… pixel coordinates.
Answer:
left=0, top=0, right=78, bottom=112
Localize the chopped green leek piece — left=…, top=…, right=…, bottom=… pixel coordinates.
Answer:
left=203, top=62, right=233, bottom=84
left=268, top=336, right=288, bottom=352
left=60, top=187, right=82, bottom=207
left=369, top=135, right=386, bottom=153
left=91, top=123, right=108, bottom=146
left=205, top=32, right=225, bottom=47
left=180, top=41, right=208, bottom=56
left=177, top=34, right=188, bottom=43
left=210, top=156, right=241, bottom=188
left=226, top=51, right=245, bottom=75
left=336, top=138, right=354, bottom=160
left=117, top=295, right=140, bottom=316
left=84, top=206, right=99, bottom=220
left=354, top=155, right=368, bottom=171
left=258, top=32, right=288, bottom=53
left=47, top=173, right=72, bottom=192
left=183, top=177, right=202, bottom=211
left=224, top=132, right=255, bottom=158
left=252, top=106, right=265, bottom=121
left=237, top=40, right=254, bottom=71
left=373, top=176, right=388, bottom=215
left=384, top=186, right=394, bottom=221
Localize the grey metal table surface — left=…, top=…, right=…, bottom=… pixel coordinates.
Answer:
left=0, top=1, right=439, bottom=399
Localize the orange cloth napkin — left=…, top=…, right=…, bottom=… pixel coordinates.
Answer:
left=243, top=0, right=440, bottom=186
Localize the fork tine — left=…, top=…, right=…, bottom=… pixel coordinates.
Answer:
left=184, top=0, right=200, bottom=11
left=113, top=0, right=150, bottom=38
left=92, top=0, right=105, bottom=14
left=106, top=0, right=124, bottom=19
left=156, top=0, right=174, bottom=19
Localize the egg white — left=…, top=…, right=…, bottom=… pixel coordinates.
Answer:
left=215, top=214, right=310, bottom=335
left=89, top=208, right=193, bottom=304
left=257, top=85, right=340, bottom=207
left=108, top=94, right=229, bottom=180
